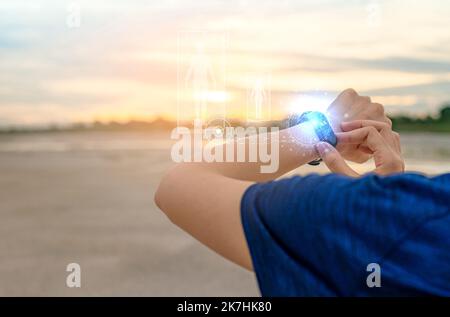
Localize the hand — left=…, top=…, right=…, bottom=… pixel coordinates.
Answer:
left=327, top=89, right=392, bottom=163
left=315, top=120, right=405, bottom=177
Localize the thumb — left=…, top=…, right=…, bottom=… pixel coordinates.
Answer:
left=315, top=142, right=359, bottom=177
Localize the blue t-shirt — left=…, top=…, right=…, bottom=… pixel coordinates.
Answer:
left=241, top=173, right=450, bottom=296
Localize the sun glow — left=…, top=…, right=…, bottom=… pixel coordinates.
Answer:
left=193, top=90, right=231, bottom=103
left=288, top=94, right=334, bottom=116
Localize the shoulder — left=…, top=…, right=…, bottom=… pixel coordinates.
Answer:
left=243, top=172, right=450, bottom=203
left=241, top=172, right=450, bottom=233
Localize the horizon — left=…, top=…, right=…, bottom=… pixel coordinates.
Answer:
left=1, top=0, right=450, bottom=126
left=2, top=103, right=449, bottom=133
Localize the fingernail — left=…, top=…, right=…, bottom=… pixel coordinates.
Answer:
left=315, top=142, right=329, bottom=157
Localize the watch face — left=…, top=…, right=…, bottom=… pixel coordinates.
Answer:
left=297, top=111, right=337, bottom=146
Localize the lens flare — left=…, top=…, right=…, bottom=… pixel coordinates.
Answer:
left=288, top=93, right=333, bottom=115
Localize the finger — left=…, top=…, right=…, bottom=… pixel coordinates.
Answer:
left=386, top=117, right=393, bottom=127
left=329, top=88, right=358, bottom=110
left=357, top=144, right=373, bottom=154
left=337, top=88, right=358, bottom=102
left=358, top=95, right=371, bottom=104
left=315, top=142, right=359, bottom=177
left=392, top=131, right=402, bottom=154
left=336, top=127, right=381, bottom=144
left=341, top=120, right=390, bottom=132
left=341, top=120, right=398, bottom=151
left=336, top=142, right=373, bottom=155
left=337, top=127, right=394, bottom=165
left=365, top=102, right=385, bottom=120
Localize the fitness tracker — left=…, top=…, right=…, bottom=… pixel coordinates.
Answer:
left=296, top=111, right=337, bottom=165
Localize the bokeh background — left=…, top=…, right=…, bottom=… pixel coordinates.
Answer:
left=0, top=0, right=449, bottom=296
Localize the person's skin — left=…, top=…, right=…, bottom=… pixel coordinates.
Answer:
left=154, top=89, right=403, bottom=271
left=317, top=120, right=404, bottom=177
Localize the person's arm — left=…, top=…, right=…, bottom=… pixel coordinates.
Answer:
left=155, top=125, right=318, bottom=270
left=189, top=125, right=318, bottom=182
left=155, top=163, right=255, bottom=269
left=154, top=89, right=395, bottom=270
left=190, top=87, right=393, bottom=182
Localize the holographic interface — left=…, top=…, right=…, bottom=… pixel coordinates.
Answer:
left=286, top=110, right=337, bottom=147
left=297, top=111, right=337, bottom=147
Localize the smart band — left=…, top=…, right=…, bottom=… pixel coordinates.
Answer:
left=296, top=111, right=337, bottom=166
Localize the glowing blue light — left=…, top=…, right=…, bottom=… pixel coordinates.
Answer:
left=309, top=117, right=320, bottom=128
left=286, top=110, right=337, bottom=146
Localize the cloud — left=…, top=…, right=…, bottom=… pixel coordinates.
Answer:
left=365, top=81, right=450, bottom=96
left=262, top=51, right=450, bottom=74
left=365, top=81, right=450, bottom=114
left=353, top=57, right=450, bottom=74
left=2, top=0, right=450, bottom=125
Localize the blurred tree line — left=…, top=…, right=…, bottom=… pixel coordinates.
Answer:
left=391, top=104, right=450, bottom=132
left=2, top=105, right=450, bottom=134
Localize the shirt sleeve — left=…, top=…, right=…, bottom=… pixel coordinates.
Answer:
left=240, top=173, right=450, bottom=296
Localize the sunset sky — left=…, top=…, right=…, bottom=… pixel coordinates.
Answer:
left=1, top=0, right=450, bottom=126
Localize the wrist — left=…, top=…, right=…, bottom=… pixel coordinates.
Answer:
left=281, top=127, right=320, bottom=166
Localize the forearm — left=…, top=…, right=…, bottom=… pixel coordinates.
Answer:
left=181, top=125, right=318, bottom=182
left=155, top=124, right=319, bottom=268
